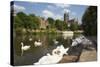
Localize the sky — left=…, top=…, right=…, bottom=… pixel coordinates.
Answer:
left=13, top=1, right=89, bottom=24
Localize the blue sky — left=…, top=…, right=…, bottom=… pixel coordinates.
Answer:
left=13, top=1, right=89, bottom=24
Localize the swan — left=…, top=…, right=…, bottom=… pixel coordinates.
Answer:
left=34, top=45, right=69, bottom=65
left=21, top=42, right=30, bottom=50
left=34, top=40, right=42, bottom=47
left=21, top=42, right=30, bottom=56
left=29, top=38, right=32, bottom=41
left=53, top=39, right=59, bottom=45
left=34, top=52, right=63, bottom=65
left=46, top=53, right=51, bottom=56
left=52, top=45, right=69, bottom=56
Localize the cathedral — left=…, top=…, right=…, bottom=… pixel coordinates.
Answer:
left=64, top=12, right=78, bottom=25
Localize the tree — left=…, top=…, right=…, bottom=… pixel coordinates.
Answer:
left=82, top=6, right=97, bottom=36
left=14, top=12, right=40, bottom=31
left=47, top=17, right=55, bottom=28
left=62, top=21, right=68, bottom=30
left=55, top=19, right=63, bottom=30
left=70, top=23, right=78, bottom=31
left=29, top=14, right=40, bottom=30
left=16, top=12, right=31, bottom=29
left=14, top=15, right=23, bottom=29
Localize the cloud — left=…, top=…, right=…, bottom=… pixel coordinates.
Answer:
left=13, top=4, right=25, bottom=11
left=63, top=9, right=70, bottom=13
left=42, top=10, right=54, bottom=18
left=63, top=9, right=76, bottom=16
left=47, top=5, right=55, bottom=9
left=55, top=14, right=63, bottom=20
left=55, top=4, right=70, bottom=8
left=71, top=12, right=76, bottom=16
left=42, top=9, right=62, bottom=20
left=47, top=5, right=59, bottom=11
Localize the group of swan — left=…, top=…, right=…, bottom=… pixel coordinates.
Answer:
left=29, top=37, right=42, bottom=47
left=21, top=39, right=42, bottom=50
left=34, top=45, right=69, bottom=65
left=34, top=35, right=93, bottom=65
left=71, top=35, right=93, bottom=47
left=20, top=38, right=42, bottom=56
left=21, top=35, right=93, bottom=64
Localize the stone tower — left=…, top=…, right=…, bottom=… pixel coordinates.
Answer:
left=64, top=12, right=69, bottom=23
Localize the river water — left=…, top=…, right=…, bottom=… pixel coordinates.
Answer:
left=13, top=33, right=80, bottom=66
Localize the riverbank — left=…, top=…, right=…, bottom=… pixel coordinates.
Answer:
left=15, top=28, right=83, bottom=35
left=59, top=46, right=97, bottom=63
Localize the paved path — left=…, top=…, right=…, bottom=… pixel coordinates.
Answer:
left=59, top=48, right=97, bottom=63
left=79, top=49, right=97, bottom=62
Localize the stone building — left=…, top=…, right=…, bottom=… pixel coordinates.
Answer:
left=64, top=12, right=78, bottom=26
left=39, top=17, right=48, bottom=29
left=64, top=12, right=69, bottom=23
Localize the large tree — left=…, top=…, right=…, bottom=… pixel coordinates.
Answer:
left=16, top=12, right=31, bottom=29
left=82, top=6, right=97, bottom=36
left=70, top=23, right=78, bottom=31
left=14, top=12, right=40, bottom=30
left=55, top=19, right=63, bottom=30
left=47, top=17, right=55, bottom=28
left=14, top=15, right=23, bottom=29
left=29, top=14, right=40, bottom=30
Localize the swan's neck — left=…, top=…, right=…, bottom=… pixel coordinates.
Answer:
left=21, top=42, right=24, bottom=47
left=38, top=40, right=40, bottom=42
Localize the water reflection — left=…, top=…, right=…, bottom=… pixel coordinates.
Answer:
left=13, top=33, right=73, bottom=66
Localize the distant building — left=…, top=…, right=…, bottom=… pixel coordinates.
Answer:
left=64, top=12, right=78, bottom=26
left=68, top=19, right=75, bottom=24
left=64, top=12, right=69, bottom=23
left=39, top=17, right=48, bottom=29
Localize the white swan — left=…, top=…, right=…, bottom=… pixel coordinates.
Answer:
left=34, top=40, right=42, bottom=47
left=53, top=39, right=59, bottom=45
left=34, top=52, right=63, bottom=65
left=21, top=42, right=30, bottom=50
left=29, top=38, right=32, bottom=41
left=52, top=45, right=69, bottom=56
left=34, top=45, right=69, bottom=65
left=21, top=42, right=30, bottom=56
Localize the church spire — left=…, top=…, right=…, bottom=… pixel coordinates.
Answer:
left=64, top=12, right=69, bottom=23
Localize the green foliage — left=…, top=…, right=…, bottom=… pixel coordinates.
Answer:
left=70, top=23, right=78, bottom=31
left=55, top=19, right=63, bottom=30
left=29, top=14, right=40, bottom=30
left=14, top=12, right=40, bottom=32
left=47, top=17, right=55, bottom=28
left=14, top=16, right=23, bottom=29
left=55, top=20, right=68, bottom=31
left=14, top=11, right=80, bottom=33
left=82, top=6, right=97, bottom=36
left=62, top=21, right=68, bottom=30
left=17, top=12, right=31, bottom=29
